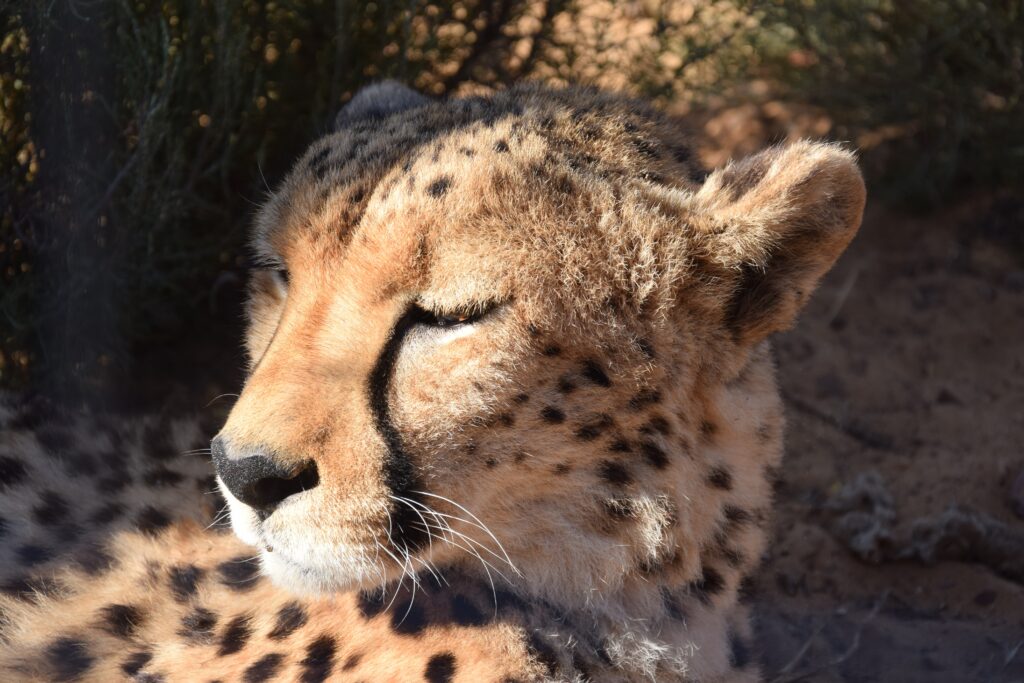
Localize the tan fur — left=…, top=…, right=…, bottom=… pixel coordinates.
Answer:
left=0, top=83, right=864, bottom=682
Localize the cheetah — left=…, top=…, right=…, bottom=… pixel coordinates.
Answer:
left=0, top=82, right=865, bottom=682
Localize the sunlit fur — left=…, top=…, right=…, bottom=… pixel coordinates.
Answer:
left=219, top=83, right=864, bottom=678
left=0, top=83, right=863, bottom=682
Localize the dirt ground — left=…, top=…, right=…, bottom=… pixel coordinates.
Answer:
left=750, top=197, right=1024, bottom=682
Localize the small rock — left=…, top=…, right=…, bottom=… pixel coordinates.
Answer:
left=1010, top=468, right=1024, bottom=520
left=973, top=589, right=996, bottom=606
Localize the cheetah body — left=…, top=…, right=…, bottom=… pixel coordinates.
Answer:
left=0, top=82, right=865, bottom=682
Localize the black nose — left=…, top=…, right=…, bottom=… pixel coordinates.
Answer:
left=211, top=436, right=319, bottom=516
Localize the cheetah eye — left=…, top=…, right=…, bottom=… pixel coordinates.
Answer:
left=412, top=304, right=486, bottom=328
left=273, top=267, right=290, bottom=286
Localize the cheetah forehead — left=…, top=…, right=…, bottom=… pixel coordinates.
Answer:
left=252, top=84, right=704, bottom=269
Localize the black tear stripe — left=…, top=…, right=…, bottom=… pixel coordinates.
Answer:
left=367, top=308, right=429, bottom=550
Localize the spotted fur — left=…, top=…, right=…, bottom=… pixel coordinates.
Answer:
left=0, top=82, right=865, bottom=681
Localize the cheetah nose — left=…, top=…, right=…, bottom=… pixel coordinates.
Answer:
left=211, top=436, right=320, bottom=517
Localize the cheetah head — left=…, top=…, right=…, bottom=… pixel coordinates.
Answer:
left=212, top=83, right=865, bottom=602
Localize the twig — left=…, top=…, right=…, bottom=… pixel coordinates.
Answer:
left=772, top=592, right=889, bottom=683
left=782, top=390, right=894, bottom=451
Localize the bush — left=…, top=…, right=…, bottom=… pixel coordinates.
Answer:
left=753, top=0, right=1024, bottom=206
left=1, top=0, right=1019, bottom=395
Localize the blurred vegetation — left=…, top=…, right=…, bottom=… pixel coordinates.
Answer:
left=754, top=0, right=1023, bottom=206
left=0, top=0, right=1020, bottom=394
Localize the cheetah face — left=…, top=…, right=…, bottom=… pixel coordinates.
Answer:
left=213, top=83, right=865, bottom=599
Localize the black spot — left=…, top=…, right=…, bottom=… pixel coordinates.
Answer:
left=308, top=146, right=331, bottom=169
left=218, top=556, right=260, bottom=591
left=635, top=338, right=656, bottom=359
left=178, top=607, right=218, bottom=643
left=641, top=415, right=671, bottom=435
left=450, top=594, right=487, bottom=627
left=639, top=441, right=669, bottom=469
left=268, top=601, right=308, bottom=640
left=426, top=176, right=452, bottom=198
left=540, top=406, right=565, bottom=424
left=721, top=546, right=744, bottom=568
left=243, top=653, right=284, bottom=683
left=168, top=564, right=205, bottom=601
left=485, top=457, right=498, bottom=468
left=494, top=139, right=510, bottom=153
left=707, top=465, right=734, bottom=490
left=45, top=637, right=94, bottom=681
left=136, top=506, right=172, bottom=535
left=553, top=462, right=571, bottom=475
left=700, top=420, right=718, bottom=440
left=425, top=653, right=457, bottom=683
left=628, top=389, right=661, bottom=411
left=90, top=502, right=126, bottom=525
left=391, top=598, right=428, bottom=634
left=2, top=574, right=62, bottom=598
left=557, top=376, right=577, bottom=394
left=121, top=650, right=153, bottom=676
left=497, top=413, right=515, bottom=427
left=661, top=587, right=685, bottom=621
left=142, top=467, right=185, bottom=487
left=580, top=360, right=612, bottom=387
left=633, top=137, right=660, bottom=159
left=73, top=545, right=116, bottom=575
left=729, top=629, right=753, bottom=668
left=342, top=653, right=362, bottom=670
left=609, top=438, right=632, bottom=453
left=100, top=603, right=144, bottom=638
left=598, top=460, right=632, bottom=486
left=639, top=169, right=665, bottom=183
left=693, top=566, right=726, bottom=604
left=17, top=543, right=52, bottom=567
left=575, top=414, right=614, bottom=441
left=32, top=490, right=69, bottom=525
left=300, top=635, right=337, bottom=683
left=356, top=587, right=386, bottom=618
left=513, top=393, right=530, bottom=404
left=542, top=344, right=561, bottom=356
left=0, top=455, right=29, bottom=487
left=217, top=614, right=252, bottom=655
left=724, top=505, right=752, bottom=527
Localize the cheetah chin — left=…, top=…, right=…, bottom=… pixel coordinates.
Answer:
left=0, top=81, right=864, bottom=682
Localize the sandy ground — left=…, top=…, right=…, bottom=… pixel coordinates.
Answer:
left=751, top=197, right=1024, bottom=682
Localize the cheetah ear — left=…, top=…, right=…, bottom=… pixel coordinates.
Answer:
left=691, top=141, right=866, bottom=346
left=335, top=80, right=429, bottom=129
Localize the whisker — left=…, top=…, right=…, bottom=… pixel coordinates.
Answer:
left=205, top=393, right=240, bottom=408
left=411, top=491, right=519, bottom=575
left=389, top=495, right=435, bottom=554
